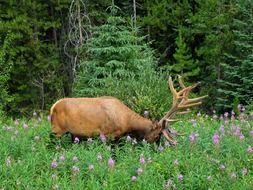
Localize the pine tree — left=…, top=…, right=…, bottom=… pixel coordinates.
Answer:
left=169, top=27, right=200, bottom=80
left=73, top=7, right=155, bottom=97
left=217, top=0, right=253, bottom=111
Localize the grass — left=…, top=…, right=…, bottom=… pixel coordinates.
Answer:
left=0, top=113, right=253, bottom=190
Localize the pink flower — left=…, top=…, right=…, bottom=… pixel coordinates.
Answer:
left=212, top=133, right=220, bottom=145
left=100, top=133, right=106, bottom=143
left=59, top=155, right=65, bottom=162
left=136, top=168, right=143, bottom=175
left=131, top=176, right=137, bottom=182
left=51, top=160, right=58, bottom=169
left=72, top=165, right=80, bottom=173
left=177, top=174, right=183, bottom=181
left=139, top=154, right=145, bottom=165
left=72, top=156, right=78, bottom=162
left=189, top=133, right=199, bottom=142
left=74, top=137, right=80, bottom=144
left=23, top=123, right=28, bottom=129
left=108, top=157, right=115, bottom=169
left=239, top=134, right=245, bottom=141
left=89, top=164, right=94, bottom=171
left=97, top=153, right=103, bottom=161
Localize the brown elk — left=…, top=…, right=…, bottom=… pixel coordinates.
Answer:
left=50, top=76, right=207, bottom=144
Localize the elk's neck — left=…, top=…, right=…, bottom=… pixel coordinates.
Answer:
left=128, top=113, right=153, bottom=133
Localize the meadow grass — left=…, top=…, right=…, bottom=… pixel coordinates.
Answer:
left=0, top=113, right=253, bottom=190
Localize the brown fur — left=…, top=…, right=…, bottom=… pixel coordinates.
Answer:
left=50, top=96, right=162, bottom=143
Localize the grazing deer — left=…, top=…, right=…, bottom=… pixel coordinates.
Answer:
left=50, top=76, right=207, bottom=143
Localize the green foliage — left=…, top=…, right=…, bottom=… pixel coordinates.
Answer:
left=73, top=12, right=155, bottom=97
left=168, top=27, right=200, bottom=80
left=1, top=112, right=253, bottom=189
left=0, top=1, right=69, bottom=115
left=216, top=0, right=253, bottom=111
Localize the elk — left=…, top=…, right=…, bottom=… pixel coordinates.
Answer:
left=50, top=76, right=207, bottom=144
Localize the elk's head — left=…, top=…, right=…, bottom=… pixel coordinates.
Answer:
left=146, top=75, right=207, bottom=144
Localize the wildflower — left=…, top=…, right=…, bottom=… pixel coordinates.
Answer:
left=139, top=154, right=145, bottom=165
left=52, top=173, right=57, bottom=180
left=96, top=153, right=103, bottom=161
left=34, top=136, right=40, bottom=141
left=164, top=141, right=171, bottom=147
left=191, top=119, right=197, bottom=127
left=239, top=134, right=245, bottom=141
left=219, top=125, right=225, bottom=134
left=6, top=157, right=11, bottom=167
left=72, top=156, right=78, bottom=162
left=14, top=120, right=19, bottom=125
left=158, top=146, right=164, bottom=151
left=88, top=164, right=94, bottom=171
left=126, top=135, right=132, bottom=142
left=173, top=159, right=179, bottom=166
left=230, top=172, right=236, bottom=180
left=33, top=112, right=37, bottom=117
left=72, top=165, right=80, bottom=174
left=189, top=133, right=199, bottom=143
left=212, top=133, right=220, bottom=145
left=51, top=160, right=58, bottom=169
left=224, top=112, right=229, bottom=118
left=207, top=176, right=213, bottom=181
left=163, top=179, right=173, bottom=189
left=249, top=131, right=253, bottom=137
left=23, top=123, right=28, bottom=129
left=247, top=146, right=253, bottom=153
left=197, top=112, right=201, bottom=117
left=100, top=133, right=106, bottom=143
left=143, top=110, right=149, bottom=118
left=136, top=168, right=143, bottom=175
left=241, top=168, right=247, bottom=176
left=177, top=174, right=183, bottom=181
left=59, top=155, right=65, bottom=162
left=87, top=138, right=93, bottom=143
left=132, top=138, right=137, bottom=145
left=108, top=157, right=115, bottom=169
left=219, top=164, right=225, bottom=172
left=131, top=176, right=137, bottom=182
left=74, top=137, right=80, bottom=144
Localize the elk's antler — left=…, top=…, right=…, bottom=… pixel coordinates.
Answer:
left=160, top=75, right=208, bottom=144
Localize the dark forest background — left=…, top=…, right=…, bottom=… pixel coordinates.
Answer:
left=1, top=0, right=252, bottom=117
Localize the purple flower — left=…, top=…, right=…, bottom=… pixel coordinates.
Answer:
left=207, top=176, right=212, bottom=181
left=74, top=137, right=80, bottom=144
left=89, top=164, right=94, bottom=171
left=247, top=146, right=253, bottom=153
left=97, top=153, right=103, bottom=161
left=72, top=156, right=78, bottom=162
left=100, top=133, right=107, bottom=143
left=220, top=164, right=225, bottom=171
left=219, top=125, right=225, bottom=134
left=72, top=165, right=80, bottom=173
left=136, top=168, right=143, bottom=175
left=224, top=112, right=229, bottom=118
left=139, top=154, right=145, bottom=165
left=23, top=123, right=28, bottom=129
left=6, top=157, right=11, bottom=167
left=177, top=174, right=183, bottom=181
left=173, top=159, right=179, bottom=166
left=59, top=155, right=65, bottom=162
left=239, top=134, right=245, bottom=141
left=131, top=176, right=137, bottom=182
left=51, top=160, right=58, bottom=169
left=108, top=157, right=115, bottom=169
left=212, top=133, right=220, bottom=145
left=189, top=133, right=199, bottom=142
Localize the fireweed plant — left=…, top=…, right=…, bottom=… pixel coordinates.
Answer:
left=0, top=111, right=253, bottom=190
